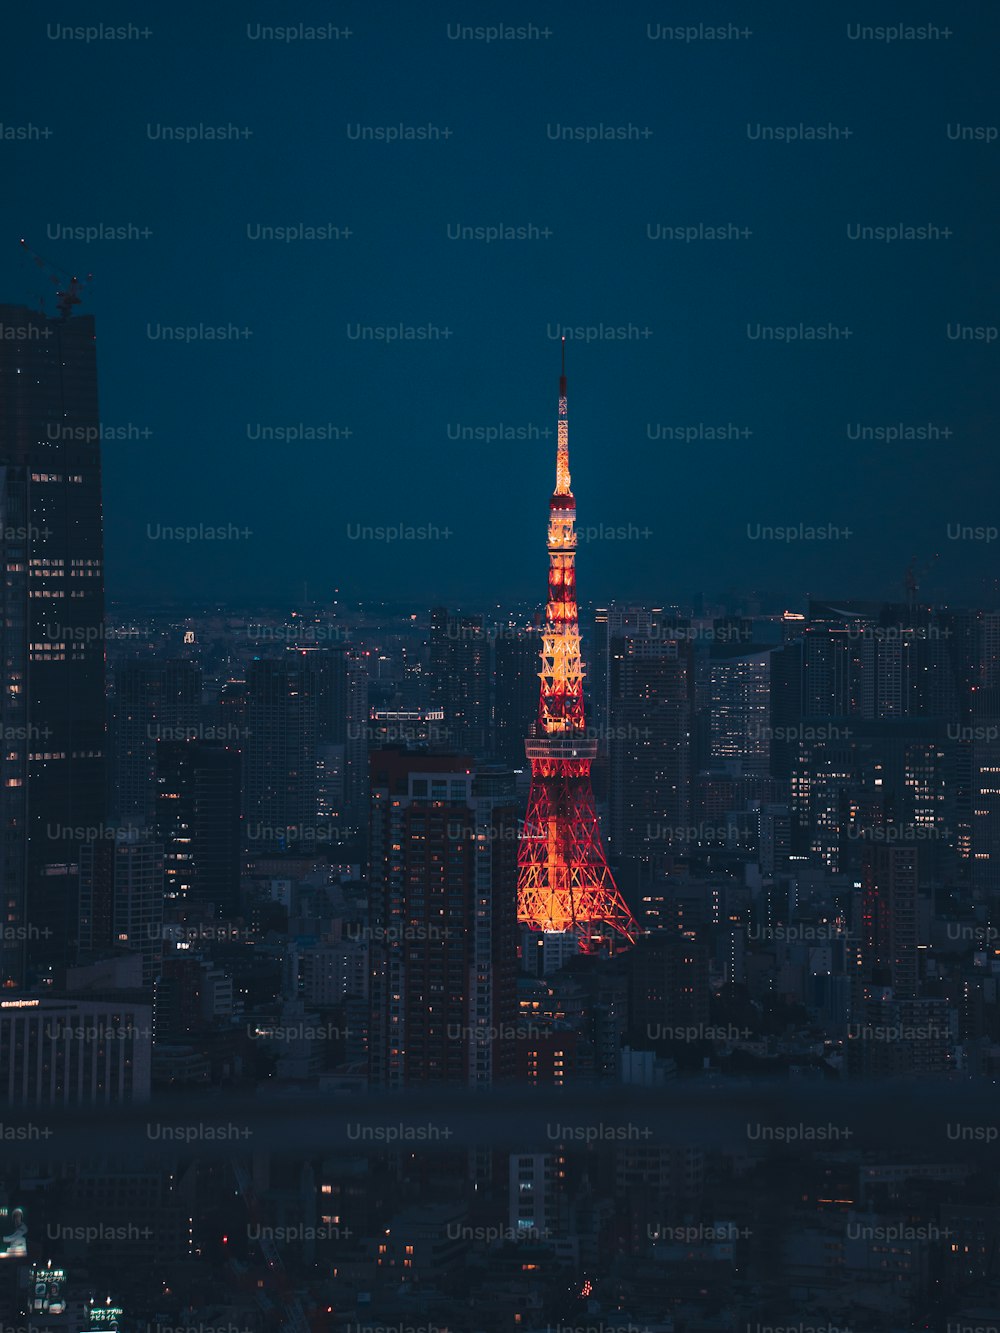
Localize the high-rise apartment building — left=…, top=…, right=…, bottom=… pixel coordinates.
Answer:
left=112, top=659, right=202, bottom=825
left=368, top=748, right=518, bottom=1087
left=801, top=600, right=959, bottom=723
left=79, top=832, right=165, bottom=988
left=244, top=653, right=319, bottom=853
left=860, top=843, right=919, bottom=1000
left=508, top=1151, right=569, bottom=1240
left=708, top=649, right=771, bottom=774
left=969, top=685, right=1000, bottom=902
left=591, top=606, right=662, bottom=738
left=312, top=645, right=369, bottom=833
left=608, top=633, right=692, bottom=878
left=429, top=608, right=490, bottom=757
left=155, top=740, right=241, bottom=917
left=493, top=626, right=538, bottom=768
left=791, top=722, right=952, bottom=875
left=0, top=304, right=107, bottom=986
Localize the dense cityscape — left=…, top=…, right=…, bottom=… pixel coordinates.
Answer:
left=5, top=4, right=1000, bottom=1332
left=1, top=295, right=1000, bottom=1332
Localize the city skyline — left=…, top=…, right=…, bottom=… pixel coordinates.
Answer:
left=4, top=5, right=1000, bottom=1329
left=4, top=4, right=999, bottom=608
left=2, top=286, right=996, bottom=610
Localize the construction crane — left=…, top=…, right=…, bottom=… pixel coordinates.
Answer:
left=905, top=553, right=939, bottom=610
left=19, top=238, right=92, bottom=318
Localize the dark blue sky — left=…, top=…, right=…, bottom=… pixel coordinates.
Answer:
left=5, top=0, right=998, bottom=609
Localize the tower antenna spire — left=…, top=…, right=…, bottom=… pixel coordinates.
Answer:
left=555, top=339, right=571, bottom=496
left=517, top=348, right=637, bottom=953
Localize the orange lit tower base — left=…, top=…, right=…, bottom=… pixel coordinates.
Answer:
left=516, top=345, right=637, bottom=951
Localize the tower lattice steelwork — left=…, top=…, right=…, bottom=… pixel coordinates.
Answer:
left=516, top=344, right=637, bottom=951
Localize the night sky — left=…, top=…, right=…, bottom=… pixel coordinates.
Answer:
left=4, top=0, right=999, bottom=609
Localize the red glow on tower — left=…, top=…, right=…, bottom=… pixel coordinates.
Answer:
left=516, top=344, right=637, bottom=951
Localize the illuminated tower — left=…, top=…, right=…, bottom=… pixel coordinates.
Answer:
left=516, top=344, right=637, bottom=951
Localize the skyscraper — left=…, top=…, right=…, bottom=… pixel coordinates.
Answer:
left=590, top=605, right=662, bottom=739
left=79, top=832, right=165, bottom=988
left=969, top=685, right=1000, bottom=904
left=791, top=721, right=952, bottom=874
left=493, top=626, right=538, bottom=767
left=516, top=346, right=636, bottom=950
left=342, top=646, right=370, bottom=833
left=368, top=748, right=518, bottom=1086
left=608, top=632, right=692, bottom=880
left=429, top=608, right=490, bottom=756
left=155, top=740, right=241, bottom=917
left=860, top=842, right=919, bottom=999
left=112, top=659, right=202, bottom=825
left=708, top=648, right=771, bottom=774
left=244, top=653, right=319, bottom=853
left=0, top=303, right=107, bottom=986
left=801, top=599, right=959, bottom=723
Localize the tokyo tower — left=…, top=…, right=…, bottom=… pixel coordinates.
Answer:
left=516, top=342, right=637, bottom=951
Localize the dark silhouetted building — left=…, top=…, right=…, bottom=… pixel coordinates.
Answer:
left=847, top=994, right=952, bottom=1077
left=112, top=658, right=202, bottom=825
left=708, top=649, right=771, bottom=774
left=860, top=842, right=919, bottom=1000
left=311, top=645, right=369, bottom=832
left=493, top=626, right=538, bottom=767
left=156, top=740, right=241, bottom=918
left=970, top=685, right=1000, bottom=901
left=244, top=653, right=319, bottom=852
left=801, top=599, right=959, bottom=722
left=368, top=748, right=518, bottom=1087
left=791, top=721, right=953, bottom=875
left=0, top=993, right=152, bottom=1104
left=608, top=632, right=692, bottom=885
left=627, top=931, right=710, bottom=1048
left=216, top=677, right=248, bottom=744
left=429, top=607, right=490, bottom=757
left=0, top=305, right=107, bottom=986
left=591, top=606, right=672, bottom=741
left=79, top=831, right=165, bottom=987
